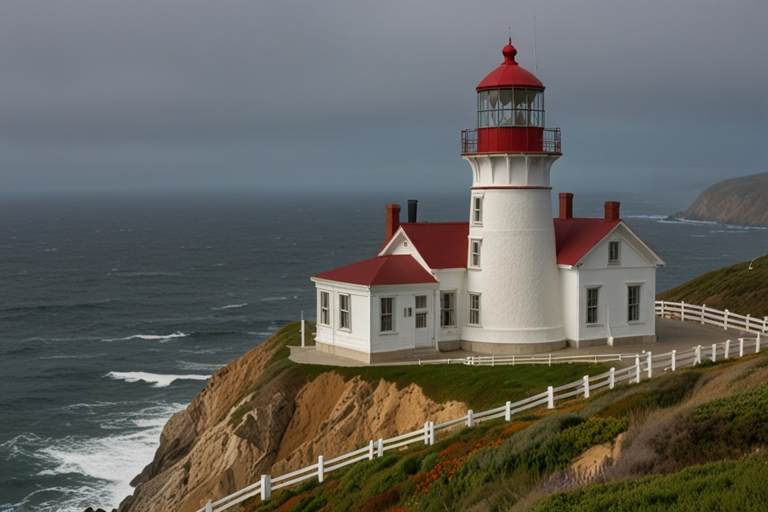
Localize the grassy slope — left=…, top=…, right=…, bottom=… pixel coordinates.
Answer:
left=237, top=347, right=768, bottom=512
left=657, top=254, right=768, bottom=318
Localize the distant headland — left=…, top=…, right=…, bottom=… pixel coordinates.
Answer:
left=671, top=172, right=768, bottom=227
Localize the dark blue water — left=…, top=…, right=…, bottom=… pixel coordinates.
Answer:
left=0, top=192, right=765, bottom=511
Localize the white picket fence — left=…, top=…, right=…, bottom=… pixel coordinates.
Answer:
left=197, top=302, right=765, bottom=512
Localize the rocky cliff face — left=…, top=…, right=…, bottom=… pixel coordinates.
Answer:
left=118, top=325, right=465, bottom=512
left=678, top=172, right=768, bottom=227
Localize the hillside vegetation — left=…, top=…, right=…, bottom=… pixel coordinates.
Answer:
left=677, top=172, right=768, bottom=227
left=240, top=348, right=768, bottom=512
left=657, top=254, right=768, bottom=318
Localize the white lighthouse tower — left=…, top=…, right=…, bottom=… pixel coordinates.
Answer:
left=460, top=39, right=566, bottom=353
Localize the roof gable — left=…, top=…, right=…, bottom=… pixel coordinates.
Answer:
left=313, top=255, right=438, bottom=286
left=555, top=218, right=664, bottom=267
left=384, top=222, right=469, bottom=270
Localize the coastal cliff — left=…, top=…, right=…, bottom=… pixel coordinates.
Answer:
left=117, top=323, right=465, bottom=512
left=676, top=172, right=768, bottom=227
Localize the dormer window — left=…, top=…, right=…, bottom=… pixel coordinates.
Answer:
left=609, top=241, right=620, bottom=263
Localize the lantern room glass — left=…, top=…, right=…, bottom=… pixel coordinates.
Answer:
left=477, top=88, right=544, bottom=128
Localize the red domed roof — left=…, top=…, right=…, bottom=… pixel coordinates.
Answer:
left=477, top=39, right=544, bottom=91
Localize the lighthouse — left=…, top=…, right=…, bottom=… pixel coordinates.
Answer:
left=460, top=39, right=566, bottom=352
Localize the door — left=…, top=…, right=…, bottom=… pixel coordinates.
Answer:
left=414, top=295, right=431, bottom=347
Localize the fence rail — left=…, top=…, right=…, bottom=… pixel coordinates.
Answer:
left=198, top=302, right=765, bottom=512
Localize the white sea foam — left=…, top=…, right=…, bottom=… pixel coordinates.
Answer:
left=107, top=371, right=210, bottom=387
left=211, top=303, right=247, bottom=310
left=105, top=331, right=189, bottom=342
left=248, top=331, right=276, bottom=337
left=624, top=214, right=668, bottom=219
left=1, top=402, right=185, bottom=511
left=179, top=347, right=226, bottom=354
left=260, top=296, right=287, bottom=301
left=39, top=353, right=107, bottom=360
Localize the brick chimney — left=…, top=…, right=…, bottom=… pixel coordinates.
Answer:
left=604, top=201, right=620, bottom=222
left=385, top=204, right=401, bottom=243
left=559, top=192, right=573, bottom=220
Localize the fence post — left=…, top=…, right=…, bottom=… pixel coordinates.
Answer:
left=661, top=301, right=665, bottom=318
left=635, top=356, right=641, bottom=383
left=261, top=474, right=271, bottom=501
left=377, top=438, right=384, bottom=458
left=746, top=315, right=751, bottom=332
left=671, top=350, right=676, bottom=371
left=582, top=376, right=589, bottom=398
left=505, top=401, right=512, bottom=421
left=725, top=340, right=730, bottom=359
left=301, top=311, right=305, bottom=348
left=739, top=338, right=744, bottom=358
left=317, top=455, right=324, bottom=483
left=424, top=422, right=430, bottom=444
left=512, top=355, right=515, bottom=366
left=549, top=354, right=552, bottom=366
left=724, top=310, right=729, bottom=330
left=429, top=422, right=435, bottom=445
left=467, top=409, right=474, bottom=427
left=695, top=345, right=701, bottom=365
left=492, top=355, right=494, bottom=367
left=764, top=317, right=767, bottom=333
left=758, top=333, right=762, bottom=353
left=681, top=301, right=685, bottom=322
left=547, top=386, right=554, bottom=409
left=206, top=500, right=213, bottom=512
left=609, top=367, right=615, bottom=389
left=368, top=440, right=374, bottom=460
left=712, top=343, right=717, bottom=362
left=701, top=304, right=706, bottom=324
left=647, top=352, right=653, bottom=379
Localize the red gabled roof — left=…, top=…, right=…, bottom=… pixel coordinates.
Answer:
left=313, top=255, right=437, bottom=286
left=554, top=218, right=621, bottom=266
left=400, top=222, right=469, bottom=270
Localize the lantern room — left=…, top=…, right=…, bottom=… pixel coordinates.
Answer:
left=462, top=39, right=561, bottom=155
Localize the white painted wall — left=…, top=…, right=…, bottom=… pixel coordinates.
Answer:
left=369, top=284, right=439, bottom=354
left=312, top=280, right=371, bottom=355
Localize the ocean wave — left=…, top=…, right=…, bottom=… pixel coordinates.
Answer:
left=176, top=360, right=225, bottom=371
left=624, top=214, right=668, bottom=219
left=1, top=402, right=185, bottom=511
left=178, top=347, right=226, bottom=354
left=106, top=332, right=189, bottom=342
left=39, top=353, right=107, bottom=360
left=661, top=218, right=768, bottom=230
left=260, top=296, right=287, bottom=301
left=211, top=303, right=248, bottom=310
left=106, top=371, right=210, bottom=387
left=248, top=331, right=276, bottom=337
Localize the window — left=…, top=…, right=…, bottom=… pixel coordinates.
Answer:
left=586, top=288, right=599, bottom=324
left=469, top=294, right=480, bottom=325
left=320, top=291, right=330, bottom=325
left=380, top=297, right=394, bottom=332
left=470, top=240, right=481, bottom=268
left=477, top=88, right=544, bottom=128
left=440, top=292, right=455, bottom=327
left=415, top=295, right=427, bottom=309
left=472, top=196, right=483, bottom=225
left=339, top=294, right=350, bottom=330
left=609, top=241, right=620, bottom=263
left=415, top=312, right=427, bottom=328
left=628, top=286, right=640, bottom=322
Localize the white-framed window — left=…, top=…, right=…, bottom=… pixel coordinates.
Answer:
left=586, top=288, right=599, bottom=325
left=472, top=196, right=483, bottom=225
left=415, top=295, right=427, bottom=309
left=339, top=293, right=351, bottom=330
left=380, top=297, right=394, bottom=332
left=628, top=285, right=640, bottom=322
left=469, top=239, right=481, bottom=268
left=415, top=312, right=427, bottom=328
left=319, top=291, right=330, bottom=325
left=440, top=292, right=455, bottom=327
left=609, top=241, right=620, bottom=263
left=469, top=293, right=480, bottom=325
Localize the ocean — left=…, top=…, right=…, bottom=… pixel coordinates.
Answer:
left=0, top=191, right=765, bottom=511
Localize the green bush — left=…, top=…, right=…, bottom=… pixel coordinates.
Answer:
left=534, top=455, right=768, bottom=512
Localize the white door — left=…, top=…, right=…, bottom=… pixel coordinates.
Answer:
left=414, top=295, right=431, bottom=347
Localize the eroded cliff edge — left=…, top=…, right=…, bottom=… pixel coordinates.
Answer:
left=676, top=172, right=768, bottom=227
left=117, top=322, right=466, bottom=512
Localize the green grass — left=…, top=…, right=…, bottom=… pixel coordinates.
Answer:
left=657, top=253, right=768, bottom=318
left=534, top=454, right=768, bottom=512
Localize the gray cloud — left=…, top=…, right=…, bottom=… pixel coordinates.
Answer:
left=0, top=0, right=765, bottom=196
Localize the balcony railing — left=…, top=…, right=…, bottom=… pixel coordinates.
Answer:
left=461, top=128, right=561, bottom=155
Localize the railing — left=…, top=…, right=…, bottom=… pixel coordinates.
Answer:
left=198, top=303, right=765, bottom=511
left=461, top=129, right=477, bottom=154
left=656, top=300, right=768, bottom=334
left=459, top=127, right=561, bottom=154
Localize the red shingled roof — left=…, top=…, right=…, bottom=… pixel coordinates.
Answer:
left=313, top=255, right=437, bottom=286
left=400, top=222, right=469, bottom=270
left=554, top=218, right=621, bottom=266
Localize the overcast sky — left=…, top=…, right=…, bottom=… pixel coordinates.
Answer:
left=0, top=0, right=765, bottom=197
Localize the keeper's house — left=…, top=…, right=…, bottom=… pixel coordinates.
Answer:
left=311, top=40, right=664, bottom=363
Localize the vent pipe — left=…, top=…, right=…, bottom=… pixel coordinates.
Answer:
left=407, top=200, right=418, bottom=223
